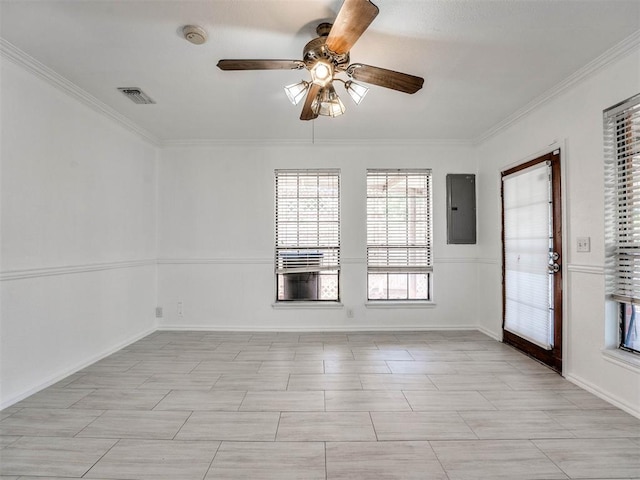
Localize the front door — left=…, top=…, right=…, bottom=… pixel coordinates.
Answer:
left=501, top=149, right=563, bottom=372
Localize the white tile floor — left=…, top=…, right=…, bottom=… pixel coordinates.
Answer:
left=1, top=330, right=639, bottom=479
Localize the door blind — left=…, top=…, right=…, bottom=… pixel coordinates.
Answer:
left=503, top=162, right=553, bottom=350
left=605, top=93, right=640, bottom=304
left=275, top=169, right=340, bottom=274
left=366, top=169, right=433, bottom=273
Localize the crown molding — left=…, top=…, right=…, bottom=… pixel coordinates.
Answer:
left=162, top=139, right=313, bottom=147
left=0, top=38, right=161, bottom=147
left=7, top=26, right=636, bottom=150
left=161, top=138, right=474, bottom=148
left=475, top=29, right=640, bottom=145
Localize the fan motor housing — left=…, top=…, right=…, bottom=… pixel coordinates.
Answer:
left=303, top=24, right=349, bottom=71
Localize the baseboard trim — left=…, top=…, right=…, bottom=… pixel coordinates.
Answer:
left=157, top=324, right=480, bottom=333
left=0, top=326, right=156, bottom=410
left=564, top=372, right=640, bottom=419
left=476, top=325, right=502, bottom=342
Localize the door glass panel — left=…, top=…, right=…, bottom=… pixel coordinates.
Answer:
left=503, top=162, right=554, bottom=350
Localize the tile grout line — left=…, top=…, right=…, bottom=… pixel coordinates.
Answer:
left=72, top=408, right=109, bottom=438
left=172, top=410, right=194, bottom=440
left=150, top=389, right=173, bottom=411
left=456, top=409, right=480, bottom=440
left=237, top=390, right=249, bottom=411
left=187, top=359, right=204, bottom=374
left=201, top=438, right=223, bottom=480
left=426, top=439, right=452, bottom=480
left=529, top=438, right=572, bottom=479
left=368, top=411, right=379, bottom=441
left=324, top=440, right=328, bottom=480
left=274, top=411, right=283, bottom=441
left=79, top=437, right=121, bottom=478
left=401, top=389, right=414, bottom=412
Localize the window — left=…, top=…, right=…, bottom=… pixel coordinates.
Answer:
left=367, top=169, right=433, bottom=300
left=275, top=169, right=340, bottom=301
left=605, top=93, right=640, bottom=354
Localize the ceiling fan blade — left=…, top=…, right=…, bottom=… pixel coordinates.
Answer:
left=217, top=59, right=304, bottom=71
left=348, top=64, right=424, bottom=94
left=325, top=0, right=379, bottom=55
left=300, top=84, right=322, bottom=121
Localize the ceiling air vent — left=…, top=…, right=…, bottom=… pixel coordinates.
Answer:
left=118, top=87, right=155, bottom=105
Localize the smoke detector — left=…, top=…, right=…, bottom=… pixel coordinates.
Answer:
left=183, top=25, right=207, bottom=45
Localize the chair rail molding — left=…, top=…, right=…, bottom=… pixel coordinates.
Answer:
left=1, top=259, right=157, bottom=281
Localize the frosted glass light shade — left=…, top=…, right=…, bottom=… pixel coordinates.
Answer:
left=345, top=80, right=369, bottom=105
left=284, top=81, right=309, bottom=105
left=312, top=85, right=345, bottom=117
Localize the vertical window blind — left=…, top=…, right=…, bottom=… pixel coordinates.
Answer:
left=366, top=169, right=433, bottom=299
left=275, top=169, right=340, bottom=275
left=605, top=93, right=640, bottom=304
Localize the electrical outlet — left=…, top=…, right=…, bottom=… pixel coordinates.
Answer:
left=346, top=308, right=354, bottom=318
left=577, top=237, right=591, bottom=252
left=177, top=301, right=183, bottom=316
left=155, top=307, right=163, bottom=318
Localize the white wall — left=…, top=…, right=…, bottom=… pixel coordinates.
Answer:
left=475, top=44, right=640, bottom=416
left=3, top=34, right=638, bottom=419
left=0, top=58, right=158, bottom=407
left=157, top=143, right=479, bottom=331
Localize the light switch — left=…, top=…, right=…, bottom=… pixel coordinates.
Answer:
left=577, top=237, right=591, bottom=252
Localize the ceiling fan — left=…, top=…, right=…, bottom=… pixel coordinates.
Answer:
left=216, top=0, right=424, bottom=121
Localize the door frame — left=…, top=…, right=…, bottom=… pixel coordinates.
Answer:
left=501, top=149, right=563, bottom=373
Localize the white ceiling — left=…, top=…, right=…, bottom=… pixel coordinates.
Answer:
left=1, top=0, right=639, bottom=144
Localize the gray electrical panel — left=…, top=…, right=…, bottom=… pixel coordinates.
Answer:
left=446, top=174, right=476, bottom=244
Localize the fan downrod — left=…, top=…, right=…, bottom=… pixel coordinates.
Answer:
left=316, top=22, right=333, bottom=37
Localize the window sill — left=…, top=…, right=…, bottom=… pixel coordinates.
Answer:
left=365, top=301, right=436, bottom=309
left=272, top=302, right=343, bottom=310
left=601, top=347, right=640, bottom=373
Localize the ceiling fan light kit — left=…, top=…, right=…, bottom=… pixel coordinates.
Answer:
left=313, top=84, right=346, bottom=117
left=284, top=81, right=310, bottom=105
left=216, top=0, right=424, bottom=121
left=344, top=80, right=369, bottom=105
left=310, top=61, right=334, bottom=87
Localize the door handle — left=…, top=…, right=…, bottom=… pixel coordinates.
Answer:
left=548, top=263, right=560, bottom=274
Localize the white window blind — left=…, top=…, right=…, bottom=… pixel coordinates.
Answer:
left=503, top=162, right=553, bottom=350
left=605, top=93, right=640, bottom=304
left=275, top=169, right=340, bottom=274
left=366, top=169, right=433, bottom=276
